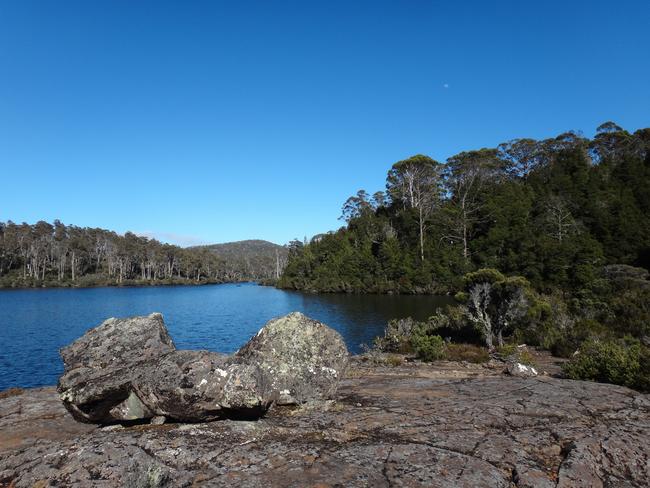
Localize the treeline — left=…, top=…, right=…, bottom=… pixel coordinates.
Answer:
left=0, top=221, right=227, bottom=288
left=279, top=122, right=650, bottom=294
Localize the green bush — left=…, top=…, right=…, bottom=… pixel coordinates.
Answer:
left=563, top=338, right=647, bottom=390
left=495, top=344, right=517, bottom=358
left=373, top=317, right=422, bottom=353
left=453, top=291, right=468, bottom=303
left=411, top=331, right=445, bottom=362
left=637, top=346, right=650, bottom=392
left=463, top=268, right=505, bottom=288
left=494, top=343, right=536, bottom=366
left=518, top=350, right=536, bottom=366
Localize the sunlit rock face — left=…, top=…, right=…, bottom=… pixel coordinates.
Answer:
left=235, top=311, right=349, bottom=405
left=57, top=312, right=349, bottom=424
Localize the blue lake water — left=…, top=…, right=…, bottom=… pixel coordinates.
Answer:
left=0, top=283, right=452, bottom=390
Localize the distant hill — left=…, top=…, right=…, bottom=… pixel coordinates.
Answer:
left=194, top=240, right=288, bottom=281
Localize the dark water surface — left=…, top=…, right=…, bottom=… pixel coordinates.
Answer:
left=0, top=283, right=452, bottom=390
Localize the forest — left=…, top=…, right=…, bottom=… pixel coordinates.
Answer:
left=279, top=122, right=650, bottom=390
left=0, top=221, right=229, bottom=287
left=193, top=240, right=288, bottom=282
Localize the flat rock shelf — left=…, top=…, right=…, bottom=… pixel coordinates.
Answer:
left=1, top=359, right=648, bottom=487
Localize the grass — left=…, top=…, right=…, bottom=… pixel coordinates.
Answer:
left=445, top=344, right=490, bottom=363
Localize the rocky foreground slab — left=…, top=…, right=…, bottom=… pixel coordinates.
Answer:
left=1, top=358, right=649, bottom=487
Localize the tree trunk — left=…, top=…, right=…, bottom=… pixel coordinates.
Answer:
left=419, top=206, right=425, bottom=262
left=462, top=220, right=468, bottom=262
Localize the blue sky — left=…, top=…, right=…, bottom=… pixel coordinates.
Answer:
left=1, top=1, right=649, bottom=246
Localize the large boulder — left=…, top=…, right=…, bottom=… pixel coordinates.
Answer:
left=235, top=312, right=349, bottom=404
left=57, top=312, right=349, bottom=424
left=57, top=313, right=176, bottom=423
left=136, top=351, right=273, bottom=421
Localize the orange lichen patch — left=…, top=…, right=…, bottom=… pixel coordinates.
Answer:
left=0, top=388, right=24, bottom=400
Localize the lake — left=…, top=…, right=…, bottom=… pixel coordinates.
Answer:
left=0, top=282, right=452, bottom=390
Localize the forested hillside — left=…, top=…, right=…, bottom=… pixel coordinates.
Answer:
left=194, top=240, right=288, bottom=281
left=279, top=122, right=650, bottom=390
left=0, top=222, right=226, bottom=287
left=279, top=122, right=650, bottom=294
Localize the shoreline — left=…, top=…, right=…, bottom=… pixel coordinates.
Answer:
left=0, top=279, right=260, bottom=292
left=0, top=279, right=454, bottom=296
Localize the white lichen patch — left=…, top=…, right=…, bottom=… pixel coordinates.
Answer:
left=320, top=366, right=338, bottom=377
left=516, top=363, right=537, bottom=375
left=59, top=389, right=75, bottom=402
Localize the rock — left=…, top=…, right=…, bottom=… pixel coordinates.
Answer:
left=506, top=361, right=538, bottom=377
left=234, top=312, right=349, bottom=404
left=2, top=364, right=648, bottom=487
left=57, top=312, right=348, bottom=424
left=57, top=313, right=176, bottom=423
left=150, top=416, right=166, bottom=425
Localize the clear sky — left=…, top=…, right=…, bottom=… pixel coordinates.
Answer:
left=1, top=1, right=649, bottom=246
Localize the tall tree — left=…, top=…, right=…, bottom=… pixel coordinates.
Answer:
left=443, top=149, right=501, bottom=264
left=386, top=155, right=442, bottom=262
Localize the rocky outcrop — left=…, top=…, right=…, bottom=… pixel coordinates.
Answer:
left=57, top=312, right=349, bottom=424
left=2, top=360, right=648, bottom=487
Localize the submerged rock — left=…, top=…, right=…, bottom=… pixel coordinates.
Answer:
left=57, top=312, right=349, bottom=424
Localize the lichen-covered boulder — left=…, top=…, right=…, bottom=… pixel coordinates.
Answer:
left=136, top=351, right=274, bottom=421
left=57, top=313, right=176, bottom=423
left=235, top=312, right=349, bottom=404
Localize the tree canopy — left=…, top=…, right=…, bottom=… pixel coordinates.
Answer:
left=279, top=122, right=650, bottom=294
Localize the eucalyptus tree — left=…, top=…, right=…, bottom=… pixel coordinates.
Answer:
left=497, top=138, right=545, bottom=178
left=443, top=149, right=502, bottom=264
left=340, top=190, right=376, bottom=223
left=386, top=155, right=442, bottom=262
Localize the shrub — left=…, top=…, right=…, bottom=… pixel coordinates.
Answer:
left=563, top=338, right=645, bottom=390
left=547, top=318, right=612, bottom=358
left=494, top=344, right=536, bottom=366
left=495, top=344, right=517, bottom=358
left=411, top=330, right=445, bottom=362
left=385, top=354, right=404, bottom=367
left=463, top=269, right=534, bottom=349
left=373, top=317, right=422, bottom=353
left=518, top=350, right=536, bottom=366
left=637, top=346, right=650, bottom=392
left=453, top=291, right=468, bottom=303
left=444, top=343, right=490, bottom=363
